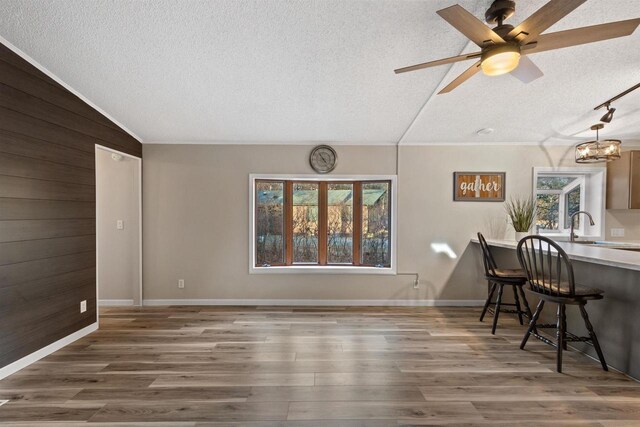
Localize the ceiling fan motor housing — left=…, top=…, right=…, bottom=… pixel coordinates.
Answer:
left=485, top=0, right=516, bottom=24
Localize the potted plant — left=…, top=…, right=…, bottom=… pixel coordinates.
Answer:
left=505, top=197, right=536, bottom=241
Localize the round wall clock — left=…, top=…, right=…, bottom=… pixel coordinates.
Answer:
left=309, top=145, right=337, bottom=174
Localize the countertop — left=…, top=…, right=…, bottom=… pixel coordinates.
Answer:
left=471, top=237, right=640, bottom=272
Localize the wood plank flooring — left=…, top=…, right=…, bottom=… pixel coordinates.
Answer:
left=0, top=306, right=639, bottom=425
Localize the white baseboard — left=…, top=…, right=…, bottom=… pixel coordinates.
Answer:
left=143, top=299, right=485, bottom=307
left=0, top=322, right=98, bottom=380
left=99, top=299, right=134, bottom=306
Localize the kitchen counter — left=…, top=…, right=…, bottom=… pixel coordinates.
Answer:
left=471, top=237, right=640, bottom=271
left=470, top=236, right=640, bottom=380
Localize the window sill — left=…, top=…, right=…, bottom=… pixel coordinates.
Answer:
left=250, top=265, right=396, bottom=275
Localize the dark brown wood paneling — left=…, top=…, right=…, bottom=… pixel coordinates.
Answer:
left=0, top=130, right=95, bottom=168
left=1, top=315, right=96, bottom=372
left=0, top=218, right=95, bottom=243
left=0, top=107, right=141, bottom=157
left=0, top=251, right=96, bottom=287
left=0, top=152, right=94, bottom=185
left=1, top=283, right=96, bottom=342
left=0, top=44, right=66, bottom=91
left=0, top=235, right=96, bottom=265
left=0, top=176, right=95, bottom=201
left=0, top=199, right=95, bottom=221
left=0, top=84, right=137, bottom=152
left=0, top=41, right=141, bottom=369
left=0, top=60, right=123, bottom=132
left=0, top=267, right=96, bottom=309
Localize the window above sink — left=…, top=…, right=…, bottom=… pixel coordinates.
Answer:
left=533, top=167, right=606, bottom=240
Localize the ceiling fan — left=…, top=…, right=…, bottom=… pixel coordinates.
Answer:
left=395, top=0, right=640, bottom=94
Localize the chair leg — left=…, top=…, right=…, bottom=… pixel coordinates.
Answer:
left=491, top=284, right=505, bottom=335
left=556, top=304, right=565, bottom=373
left=562, top=305, right=568, bottom=351
left=512, top=286, right=524, bottom=325
left=521, top=299, right=544, bottom=350
left=579, top=304, right=608, bottom=372
left=518, top=286, right=537, bottom=334
left=480, top=282, right=497, bottom=322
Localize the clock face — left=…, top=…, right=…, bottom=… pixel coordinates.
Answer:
left=309, top=145, right=337, bottom=174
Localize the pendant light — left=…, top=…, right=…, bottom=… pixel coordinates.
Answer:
left=575, top=124, right=621, bottom=163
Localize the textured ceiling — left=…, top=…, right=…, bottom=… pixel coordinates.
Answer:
left=0, top=0, right=638, bottom=145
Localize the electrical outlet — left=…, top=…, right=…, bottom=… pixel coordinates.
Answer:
left=413, top=278, right=420, bottom=289
left=611, top=228, right=625, bottom=237
left=178, top=279, right=185, bottom=289
left=116, top=220, right=124, bottom=230
left=80, top=300, right=87, bottom=313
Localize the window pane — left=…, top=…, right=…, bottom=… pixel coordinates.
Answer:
left=327, top=183, right=353, bottom=264
left=537, top=176, right=576, bottom=190
left=362, top=182, right=390, bottom=266
left=293, top=182, right=319, bottom=263
left=255, top=181, right=284, bottom=265
left=564, top=186, right=581, bottom=229
left=536, top=193, right=559, bottom=231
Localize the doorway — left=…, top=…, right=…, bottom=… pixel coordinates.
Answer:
left=95, top=145, right=142, bottom=307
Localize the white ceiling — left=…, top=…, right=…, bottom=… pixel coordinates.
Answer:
left=0, top=0, right=638, bottom=145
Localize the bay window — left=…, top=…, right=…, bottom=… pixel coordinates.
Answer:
left=532, top=167, right=605, bottom=239
left=250, top=175, right=396, bottom=273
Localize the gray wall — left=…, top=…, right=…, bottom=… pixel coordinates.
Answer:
left=142, top=143, right=599, bottom=303
left=96, top=148, right=140, bottom=303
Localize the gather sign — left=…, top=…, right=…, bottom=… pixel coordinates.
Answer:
left=453, top=172, right=505, bottom=202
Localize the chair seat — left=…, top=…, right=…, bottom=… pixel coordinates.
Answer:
left=531, top=280, right=603, bottom=297
left=493, top=268, right=527, bottom=279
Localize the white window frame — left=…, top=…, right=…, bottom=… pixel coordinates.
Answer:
left=533, top=167, right=606, bottom=240
left=535, top=175, right=585, bottom=234
left=249, top=174, right=397, bottom=275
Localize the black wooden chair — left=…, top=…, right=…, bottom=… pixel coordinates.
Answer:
left=477, top=232, right=533, bottom=335
left=516, top=235, right=608, bottom=373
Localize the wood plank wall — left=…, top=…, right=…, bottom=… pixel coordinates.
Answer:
left=0, top=42, right=142, bottom=368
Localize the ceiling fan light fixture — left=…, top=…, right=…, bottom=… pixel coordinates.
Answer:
left=480, top=44, right=521, bottom=76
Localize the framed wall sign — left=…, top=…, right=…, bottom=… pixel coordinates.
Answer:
left=453, top=172, right=505, bottom=202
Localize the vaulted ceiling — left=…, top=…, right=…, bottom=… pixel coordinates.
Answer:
left=1, top=0, right=638, bottom=145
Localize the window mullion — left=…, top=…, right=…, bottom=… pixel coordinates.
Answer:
left=559, top=192, right=566, bottom=230
left=318, top=182, right=328, bottom=265
left=285, top=180, right=293, bottom=266
left=353, top=181, right=362, bottom=266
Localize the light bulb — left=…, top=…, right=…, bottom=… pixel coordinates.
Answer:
left=481, top=44, right=521, bottom=77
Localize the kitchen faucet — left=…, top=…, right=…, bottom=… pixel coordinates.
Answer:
left=570, top=211, right=595, bottom=242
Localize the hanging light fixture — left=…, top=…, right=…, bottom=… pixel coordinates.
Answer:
left=575, top=124, right=621, bottom=163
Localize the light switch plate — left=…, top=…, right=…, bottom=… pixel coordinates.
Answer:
left=80, top=300, right=87, bottom=313
left=611, top=228, right=625, bottom=237
left=116, top=220, right=124, bottom=230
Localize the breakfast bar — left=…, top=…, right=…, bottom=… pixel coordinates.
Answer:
left=472, top=237, right=640, bottom=380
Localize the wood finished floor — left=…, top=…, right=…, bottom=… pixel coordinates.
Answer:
left=0, top=306, right=639, bottom=426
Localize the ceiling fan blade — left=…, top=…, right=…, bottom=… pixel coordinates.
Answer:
left=507, top=0, right=586, bottom=43
left=525, top=18, right=640, bottom=54
left=438, top=61, right=481, bottom=94
left=510, top=56, right=544, bottom=83
left=394, top=51, right=481, bottom=74
left=437, top=5, right=504, bottom=47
